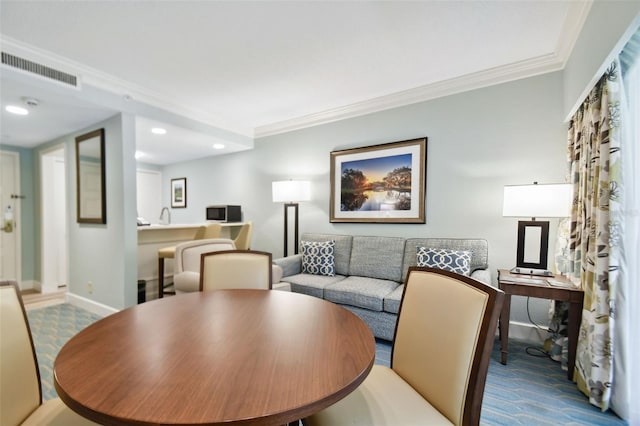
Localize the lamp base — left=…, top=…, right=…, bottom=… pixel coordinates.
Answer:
left=510, top=266, right=554, bottom=277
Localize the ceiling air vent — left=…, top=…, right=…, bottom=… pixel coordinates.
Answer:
left=1, top=52, right=78, bottom=88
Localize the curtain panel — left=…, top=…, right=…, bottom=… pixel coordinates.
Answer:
left=566, top=61, right=624, bottom=411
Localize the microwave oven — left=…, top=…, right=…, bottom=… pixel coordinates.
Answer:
left=206, top=205, right=242, bottom=222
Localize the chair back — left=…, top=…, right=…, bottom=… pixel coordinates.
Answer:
left=174, top=239, right=236, bottom=274
left=232, top=222, right=253, bottom=250
left=391, top=267, right=504, bottom=426
left=0, top=281, right=42, bottom=426
left=200, top=250, right=272, bottom=291
left=193, top=223, right=223, bottom=240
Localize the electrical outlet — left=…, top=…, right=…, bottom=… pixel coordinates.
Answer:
left=87, top=281, right=93, bottom=294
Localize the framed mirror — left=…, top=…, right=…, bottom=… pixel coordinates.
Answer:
left=76, top=128, right=106, bottom=224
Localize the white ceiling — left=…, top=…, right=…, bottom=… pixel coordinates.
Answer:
left=0, top=1, right=590, bottom=165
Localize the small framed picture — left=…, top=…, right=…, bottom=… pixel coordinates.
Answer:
left=330, top=137, right=427, bottom=223
left=171, top=178, right=187, bottom=208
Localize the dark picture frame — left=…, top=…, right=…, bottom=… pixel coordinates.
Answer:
left=330, top=137, right=427, bottom=223
left=171, top=177, right=187, bottom=208
left=76, top=128, right=106, bottom=224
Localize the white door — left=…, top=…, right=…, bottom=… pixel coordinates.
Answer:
left=136, top=169, right=162, bottom=224
left=0, top=150, right=22, bottom=284
left=41, top=146, right=67, bottom=292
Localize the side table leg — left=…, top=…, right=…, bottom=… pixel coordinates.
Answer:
left=567, top=299, right=583, bottom=380
left=158, top=257, right=165, bottom=298
left=500, top=294, right=512, bottom=365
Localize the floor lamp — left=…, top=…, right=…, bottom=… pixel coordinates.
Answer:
left=272, top=180, right=311, bottom=257
left=503, top=182, right=572, bottom=276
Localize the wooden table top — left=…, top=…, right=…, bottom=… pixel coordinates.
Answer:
left=54, top=290, right=375, bottom=426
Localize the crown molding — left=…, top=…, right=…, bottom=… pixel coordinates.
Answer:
left=254, top=52, right=565, bottom=138
left=555, top=1, right=592, bottom=69
left=2, top=0, right=592, bottom=142
left=0, top=36, right=253, bottom=138
left=255, top=2, right=592, bottom=138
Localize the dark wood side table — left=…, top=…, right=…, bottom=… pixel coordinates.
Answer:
left=497, top=269, right=584, bottom=380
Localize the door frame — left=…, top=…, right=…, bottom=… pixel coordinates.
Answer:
left=39, top=143, right=68, bottom=293
left=0, top=150, right=22, bottom=285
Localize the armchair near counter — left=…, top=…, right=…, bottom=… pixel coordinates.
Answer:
left=173, top=239, right=237, bottom=294
left=158, top=223, right=222, bottom=298
left=173, top=238, right=289, bottom=293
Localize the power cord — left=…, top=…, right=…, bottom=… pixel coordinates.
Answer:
left=524, top=297, right=559, bottom=362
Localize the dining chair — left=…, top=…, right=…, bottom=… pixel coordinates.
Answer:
left=304, top=267, right=504, bottom=426
left=0, top=280, right=98, bottom=426
left=173, top=238, right=237, bottom=294
left=158, top=223, right=223, bottom=297
left=232, top=221, right=253, bottom=250
left=199, top=249, right=273, bottom=291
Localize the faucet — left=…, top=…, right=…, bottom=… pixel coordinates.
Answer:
left=159, top=207, right=171, bottom=225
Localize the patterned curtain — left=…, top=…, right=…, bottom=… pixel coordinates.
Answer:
left=567, top=60, right=624, bottom=411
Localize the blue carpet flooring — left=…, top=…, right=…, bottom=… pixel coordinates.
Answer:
left=28, top=303, right=625, bottom=425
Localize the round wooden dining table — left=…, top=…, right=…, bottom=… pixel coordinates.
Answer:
left=54, top=289, right=375, bottom=426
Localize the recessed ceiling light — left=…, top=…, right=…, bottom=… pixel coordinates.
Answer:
left=6, top=105, right=29, bottom=115
left=151, top=127, right=167, bottom=135
left=213, top=143, right=225, bottom=150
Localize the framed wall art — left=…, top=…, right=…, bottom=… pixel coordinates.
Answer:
left=330, top=137, right=427, bottom=223
left=171, top=177, right=187, bottom=208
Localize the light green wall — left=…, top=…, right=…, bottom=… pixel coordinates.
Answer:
left=163, top=71, right=567, bottom=325
left=38, top=113, right=138, bottom=309
left=68, top=113, right=137, bottom=309
left=11, top=0, right=639, bottom=318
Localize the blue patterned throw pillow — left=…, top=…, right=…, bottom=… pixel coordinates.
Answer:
left=301, top=240, right=336, bottom=277
left=416, top=247, right=472, bottom=276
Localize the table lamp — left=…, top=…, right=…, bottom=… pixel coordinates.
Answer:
left=272, top=180, right=311, bottom=257
left=503, top=182, right=572, bottom=276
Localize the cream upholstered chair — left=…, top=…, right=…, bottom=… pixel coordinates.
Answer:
left=199, top=250, right=272, bottom=291
left=173, top=238, right=236, bottom=294
left=158, top=223, right=222, bottom=297
left=0, top=281, right=98, bottom=426
left=304, top=267, right=504, bottom=426
left=232, top=221, right=253, bottom=250
left=197, top=223, right=223, bottom=239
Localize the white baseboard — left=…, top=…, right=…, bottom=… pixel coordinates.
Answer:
left=21, top=280, right=37, bottom=291
left=506, top=320, right=550, bottom=345
left=65, top=292, right=118, bottom=318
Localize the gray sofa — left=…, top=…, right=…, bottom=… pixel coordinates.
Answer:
left=273, top=233, right=490, bottom=341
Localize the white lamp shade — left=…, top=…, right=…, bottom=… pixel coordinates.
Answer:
left=503, top=183, right=572, bottom=218
left=272, top=180, right=311, bottom=203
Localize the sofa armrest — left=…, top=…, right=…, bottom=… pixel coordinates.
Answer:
left=471, top=268, right=491, bottom=285
left=272, top=264, right=284, bottom=284
left=273, top=254, right=303, bottom=278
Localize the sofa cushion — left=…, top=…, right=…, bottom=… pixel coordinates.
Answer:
left=403, top=238, right=488, bottom=281
left=301, top=240, right=335, bottom=276
left=286, top=273, right=346, bottom=299
left=300, top=233, right=353, bottom=276
left=349, top=236, right=406, bottom=282
left=325, top=276, right=399, bottom=312
left=416, top=247, right=472, bottom=276
left=383, top=285, right=404, bottom=314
